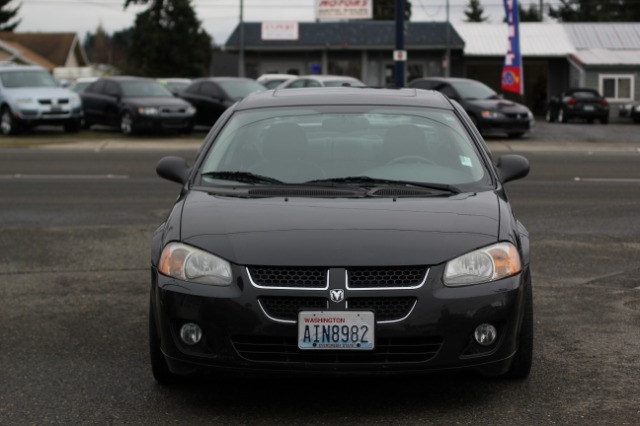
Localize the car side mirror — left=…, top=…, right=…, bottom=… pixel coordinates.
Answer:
left=156, top=156, right=190, bottom=185
left=496, top=154, right=529, bottom=183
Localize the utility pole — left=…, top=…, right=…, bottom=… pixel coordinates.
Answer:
left=239, top=0, right=245, bottom=77
left=445, top=0, right=450, bottom=77
left=394, top=0, right=406, bottom=88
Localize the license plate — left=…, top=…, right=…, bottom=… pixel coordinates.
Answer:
left=583, top=105, right=594, bottom=111
left=50, top=106, right=62, bottom=112
left=298, top=311, right=374, bottom=350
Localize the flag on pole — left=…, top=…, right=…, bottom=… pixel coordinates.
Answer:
left=502, top=0, right=523, bottom=95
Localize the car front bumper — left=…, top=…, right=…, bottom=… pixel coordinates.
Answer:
left=15, top=105, right=83, bottom=125
left=133, top=114, right=194, bottom=132
left=477, top=118, right=532, bottom=134
left=151, top=263, right=529, bottom=377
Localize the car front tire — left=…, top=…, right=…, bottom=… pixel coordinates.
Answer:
left=1, top=106, right=18, bottom=135
left=120, top=111, right=135, bottom=135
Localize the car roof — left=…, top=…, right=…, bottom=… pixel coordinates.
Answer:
left=0, top=64, right=47, bottom=72
left=235, top=87, right=452, bottom=110
left=294, top=75, right=361, bottom=81
left=194, top=77, right=259, bottom=83
left=101, top=76, right=157, bottom=83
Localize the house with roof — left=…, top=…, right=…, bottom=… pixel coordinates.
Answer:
left=221, top=21, right=465, bottom=87
left=0, top=32, right=91, bottom=79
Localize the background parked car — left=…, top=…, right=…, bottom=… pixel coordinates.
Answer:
left=617, top=102, right=640, bottom=123
left=546, top=88, right=609, bottom=124
left=276, top=74, right=366, bottom=89
left=0, top=63, right=84, bottom=135
left=178, top=77, right=265, bottom=127
left=157, top=78, right=192, bottom=95
left=408, top=77, right=534, bottom=138
left=256, top=73, right=297, bottom=89
left=80, top=76, right=196, bottom=135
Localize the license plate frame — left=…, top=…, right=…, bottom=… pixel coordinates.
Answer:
left=298, top=311, right=375, bottom=350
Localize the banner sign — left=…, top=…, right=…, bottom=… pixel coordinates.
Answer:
left=315, top=0, right=373, bottom=20
left=502, top=0, right=523, bottom=95
left=261, top=21, right=299, bottom=40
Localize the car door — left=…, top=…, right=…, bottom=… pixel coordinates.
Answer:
left=199, top=82, right=228, bottom=126
left=102, top=81, right=123, bottom=126
left=80, top=80, right=106, bottom=124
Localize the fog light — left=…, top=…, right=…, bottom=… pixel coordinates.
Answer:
left=474, top=324, right=497, bottom=346
left=179, top=323, right=202, bottom=345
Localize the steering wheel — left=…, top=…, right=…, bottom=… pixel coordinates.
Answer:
left=386, top=155, right=436, bottom=166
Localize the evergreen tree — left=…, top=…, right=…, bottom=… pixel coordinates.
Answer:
left=373, top=0, right=412, bottom=20
left=0, top=0, right=20, bottom=31
left=125, top=0, right=212, bottom=77
left=519, top=3, right=541, bottom=22
left=464, top=0, right=489, bottom=22
left=549, top=0, right=640, bottom=21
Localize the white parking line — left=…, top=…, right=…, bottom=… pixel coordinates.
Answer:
left=573, top=177, right=640, bottom=183
left=0, top=174, right=129, bottom=180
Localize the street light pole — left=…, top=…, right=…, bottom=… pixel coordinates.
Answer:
left=445, top=0, right=450, bottom=77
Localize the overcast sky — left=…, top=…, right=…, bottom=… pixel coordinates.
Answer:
left=19, top=0, right=544, bottom=45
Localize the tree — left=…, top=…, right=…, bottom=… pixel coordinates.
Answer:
left=373, top=0, right=412, bottom=20
left=0, top=0, right=20, bottom=31
left=125, top=0, right=212, bottom=77
left=519, top=3, right=541, bottom=22
left=549, top=0, right=640, bottom=21
left=464, top=0, right=489, bottom=22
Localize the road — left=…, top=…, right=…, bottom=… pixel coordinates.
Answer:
left=0, top=123, right=639, bottom=425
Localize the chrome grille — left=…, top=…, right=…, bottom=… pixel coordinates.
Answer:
left=232, top=335, right=442, bottom=364
left=348, top=297, right=417, bottom=322
left=259, top=296, right=328, bottom=321
left=347, top=266, right=427, bottom=289
left=248, top=266, right=328, bottom=289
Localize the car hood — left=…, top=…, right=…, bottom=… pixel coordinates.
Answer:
left=179, top=190, right=501, bottom=266
left=6, top=87, right=77, bottom=99
left=465, top=99, right=529, bottom=112
left=124, top=96, right=190, bottom=107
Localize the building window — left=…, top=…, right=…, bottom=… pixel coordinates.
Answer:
left=599, top=75, right=634, bottom=101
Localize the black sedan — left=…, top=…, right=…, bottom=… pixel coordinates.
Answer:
left=178, top=77, right=265, bottom=127
left=408, top=77, right=534, bottom=138
left=150, top=87, right=533, bottom=384
left=81, top=76, right=196, bottom=135
left=546, top=88, right=610, bottom=124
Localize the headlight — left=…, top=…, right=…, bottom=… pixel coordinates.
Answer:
left=481, top=110, right=505, bottom=119
left=443, top=242, right=522, bottom=286
left=158, top=242, right=232, bottom=286
left=186, top=106, right=196, bottom=115
left=15, top=98, right=34, bottom=105
left=70, top=95, right=82, bottom=107
left=138, top=107, right=160, bottom=115
left=634, top=105, right=640, bottom=112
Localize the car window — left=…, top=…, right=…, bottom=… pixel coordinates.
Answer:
left=572, top=91, right=599, bottom=99
left=185, top=82, right=201, bottom=94
left=86, top=80, right=106, bottom=94
left=0, top=70, right=58, bottom=88
left=287, top=79, right=307, bottom=89
left=199, top=106, right=490, bottom=189
left=200, top=82, right=223, bottom=98
left=305, top=80, right=323, bottom=88
left=217, top=80, right=265, bottom=100
left=120, top=81, right=173, bottom=97
left=438, top=85, right=458, bottom=99
left=448, top=80, right=498, bottom=100
left=104, top=81, right=121, bottom=97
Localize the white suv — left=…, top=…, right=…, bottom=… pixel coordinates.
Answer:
left=0, top=63, right=84, bottom=135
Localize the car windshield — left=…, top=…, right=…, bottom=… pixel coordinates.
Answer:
left=199, top=106, right=491, bottom=191
left=218, top=81, right=266, bottom=100
left=121, top=81, right=173, bottom=97
left=323, top=80, right=366, bottom=87
left=450, top=80, right=498, bottom=100
left=0, top=70, right=58, bottom=88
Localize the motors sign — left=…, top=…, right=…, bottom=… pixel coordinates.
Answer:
left=315, top=0, right=373, bottom=20
left=261, top=21, right=299, bottom=40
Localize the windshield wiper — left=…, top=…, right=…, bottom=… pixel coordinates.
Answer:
left=201, top=171, right=283, bottom=184
left=306, top=176, right=460, bottom=193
